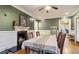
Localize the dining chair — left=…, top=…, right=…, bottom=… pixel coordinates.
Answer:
left=57, top=32, right=62, bottom=48
left=40, top=32, right=62, bottom=54
left=25, top=46, right=31, bottom=54
left=60, top=33, right=66, bottom=54
left=26, top=32, right=42, bottom=54
left=36, top=31, right=40, bottom=36
left=41, top=32, right=63, bottom=54
left=28, top=32, right=34, bottom=39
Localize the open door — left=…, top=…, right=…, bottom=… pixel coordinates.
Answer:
left=59, top=17, right=71, bottom=33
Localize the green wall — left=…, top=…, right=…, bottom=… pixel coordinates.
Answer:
left=39, top=18, right=60, bottom=30
left=0, top=5, right=34, bottom=31
left=69, top=16, right=74, bottom=30
left=38, top=16, right=74, bottom=30
left=0, top=5, right=74, bottom=31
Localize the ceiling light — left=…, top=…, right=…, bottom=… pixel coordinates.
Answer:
left=45, top=6, right=52, bottom=11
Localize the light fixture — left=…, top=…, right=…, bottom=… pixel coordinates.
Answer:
left=45, top=6, right=52, bottom=11
left=44, top=6, right=52, bottom=13
left=39, top=5, right=58, bottom=13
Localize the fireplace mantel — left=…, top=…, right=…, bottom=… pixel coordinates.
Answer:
left=14, top=26, right=29, bottom=31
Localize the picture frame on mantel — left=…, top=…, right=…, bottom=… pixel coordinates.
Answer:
left=19, top=14, right=27, bottom=27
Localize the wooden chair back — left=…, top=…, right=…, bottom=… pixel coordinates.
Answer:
left=57, top=32, right=62, bottom=48
left=60, top=33, right=66, bottom=54
left=28, top=32, right=34, bottom=39
left=36, top=31, right=40, bottom=36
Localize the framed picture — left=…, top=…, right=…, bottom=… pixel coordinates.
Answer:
left=19, top=14, right=27, bottom=27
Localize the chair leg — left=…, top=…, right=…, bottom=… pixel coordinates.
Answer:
left=38, top=50, right=43, bottom=54
left=60, top=48, right=63, bottom=54
left=60, top=51, right=62, bottom=54
left=25, top=47, right=30, bottom=54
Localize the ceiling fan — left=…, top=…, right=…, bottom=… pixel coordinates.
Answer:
left=39, top=5, right=58, bottom=13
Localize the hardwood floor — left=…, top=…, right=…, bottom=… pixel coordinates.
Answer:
left=63, top=40, right=79, bottom=54
left=14, top=39, right=79, bottom=54
left=14, top=49, right=26, bottom=54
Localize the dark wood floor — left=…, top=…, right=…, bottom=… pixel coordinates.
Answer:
left=14, top=39, right=79, bottom=54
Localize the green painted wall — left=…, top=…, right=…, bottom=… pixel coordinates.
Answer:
left=0, top=5, right=34, bottom=31
left=39, top=18, right=60, bottom=30
left=39, top=16, right=74, bottom=30
left=69, top=16, right=74, bottom=30
left=70, top=12, right=79, bottom=30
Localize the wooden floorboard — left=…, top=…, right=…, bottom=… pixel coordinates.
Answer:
left=63, top=40, right=79, bottom=54
left=14, top=49, right=26, bottom=54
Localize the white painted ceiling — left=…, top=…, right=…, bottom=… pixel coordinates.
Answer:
left=13, top=5, right=79, bottom=19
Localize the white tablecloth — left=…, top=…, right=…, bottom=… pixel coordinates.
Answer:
left=22, top=34, right=59, bottom=53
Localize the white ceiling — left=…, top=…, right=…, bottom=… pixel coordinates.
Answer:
left=12, top=5, right=79, bottom=19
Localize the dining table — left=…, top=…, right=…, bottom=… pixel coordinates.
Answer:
left=21, top=34, right=59, bottom=54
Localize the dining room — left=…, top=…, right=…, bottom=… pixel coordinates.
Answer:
left=0, top=5, right=79, bottom=54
